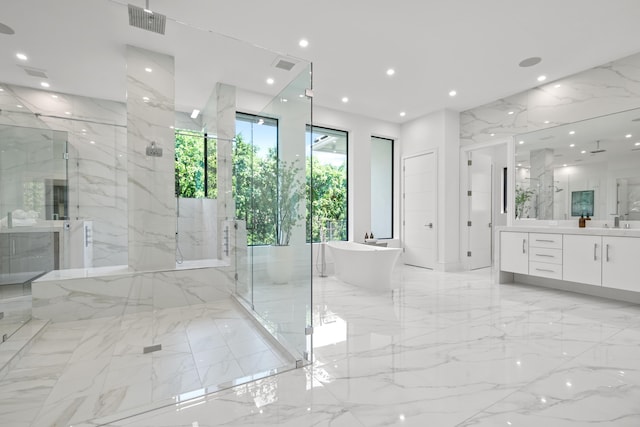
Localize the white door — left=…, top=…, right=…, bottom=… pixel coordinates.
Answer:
left=467, top=152, right=492, bottom=269
left=402, top=152, right=436, bottom=269
left=602, top=236, right=640, bottom=292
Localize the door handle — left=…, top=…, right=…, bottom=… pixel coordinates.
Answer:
left=424, top=222, right=433, bottom=228
left=522, top=239, right=526, bottom=254
left=594, top=243, right=597, bottom=261
left=606, top=244, right=610, bottom=262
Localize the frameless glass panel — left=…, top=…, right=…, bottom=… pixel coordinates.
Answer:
left=307, top=126, right=348, bottom=242
left=0, top=124, right=67, bottom=342
left=371, top=136, right=393, bottom=238
left=251, top=65, right=313, bottom=362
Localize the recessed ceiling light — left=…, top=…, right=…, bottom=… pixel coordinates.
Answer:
left=65, top=111, right=71, bottom=115
left=569, top=143, right=575, bottom=147
left=299, top=94, right=304, bottom=98
left=16, top=104, right=23, bottom=108
left=90, top=140, right=96, bottom=144
left=386, top=68, right=395, bottom=76
left=341, top=97, right=349, bottom=103
left=581, top=150, right=586, bottom=153
left=145, top=67, right=152, bottom=73
left=625, top=134, right=632, bottom=138
left=569, top=130, right=575, bottom=135
left=449, top=90, right=457, bottom=97
left=635, top=142, right=640, bottom=146
left=537, top=75, right=547, bottom=82
left=544, top=120, right=550, bottom=124
left=51, top=94, right=58, bottom=98
left=508, top=111, right=514, bottom=115
left=399, top=111, right=406, bottom=117
left=0, top=88, right=4, bottom=92
left=517, top=163, right=522, bottom=167
left=281, top=98, right=288, bottom=102
left=81, top=129, right=86, bottom=133
left=299, top=39, right=309, bottom=48
left=563, top=164, right=568, bottom=167
left=554, top=84, right=561, bottom=88
left=169, top=125, right=175, bottom=129
left=190, top=109, right=200, bottom=119
left=40, top=82, right=50, bottom=88
left=142, top=96, right=149, bottom=102
left=266, top=78, right=274, bottom=85
left=490, top=133, right=495, bottom=136
left=518, top=140, right=524, bottom=144
left=16, top=52, right=27, bottom=61
left=518, top=57, right=542, bottom=67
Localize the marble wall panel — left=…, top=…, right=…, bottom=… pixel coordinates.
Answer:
left=126, top=46, right=176, bottom=271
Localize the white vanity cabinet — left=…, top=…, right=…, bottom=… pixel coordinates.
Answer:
left=602, top=236, right=640, bottom=292
left=563, top=234, right=602, bottom=286
left=500, top=231, right=528, bottom=274
left=528, top=233, right=562, bottom=279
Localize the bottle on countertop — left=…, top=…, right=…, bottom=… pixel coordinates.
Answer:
left=578, top=214, right=586, bottom=228
left=365, top=232, right=369, bottom=240
left=370, top=232, right=374, bottom=238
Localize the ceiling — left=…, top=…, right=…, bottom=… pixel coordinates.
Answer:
left=2, top=0, right=640, bottom=123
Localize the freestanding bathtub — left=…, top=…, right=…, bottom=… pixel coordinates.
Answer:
left=326, top=241, right=401, bottom=291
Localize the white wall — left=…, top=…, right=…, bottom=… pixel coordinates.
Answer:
left=400, top=109, right=461, bottom=271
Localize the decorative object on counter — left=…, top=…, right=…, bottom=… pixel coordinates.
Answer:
left=365, top=232, right=369, bottom=239
left=579, top=214, right=586, bottom=228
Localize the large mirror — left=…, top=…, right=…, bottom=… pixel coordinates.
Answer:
left=515, top=107, right=640, bottom=221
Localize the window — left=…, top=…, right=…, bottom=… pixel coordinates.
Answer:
left=235, top=113, right=278, bottom=245
left=371, top=136, right=393, bottom=238
left=175, top=129, right=215, bottom=198
left=307, top=125, right=348, bottom=242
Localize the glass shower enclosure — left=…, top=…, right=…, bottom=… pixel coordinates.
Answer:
left=0, top=124, right=68, bottom=342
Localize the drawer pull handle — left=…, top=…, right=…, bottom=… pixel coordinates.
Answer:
left=535, top=268, right=555, bottom=273
left=594, top=243, right=598, bottom=261
left=535, top=239, right=555, bottom=243
left=535, top=254, right=555, bottom=258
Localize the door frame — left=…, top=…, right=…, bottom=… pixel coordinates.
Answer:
left=401, top=149, right=438, bottom=269
left=460, top=140, right=509, bottom=270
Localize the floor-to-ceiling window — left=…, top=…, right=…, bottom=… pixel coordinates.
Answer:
left=235, top=112, right=278, bottom=246
left=371, top=136, right=394, bottom=238
left=307, top=125, right=348, bottom=242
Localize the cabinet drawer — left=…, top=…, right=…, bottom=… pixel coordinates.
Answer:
left=529, top=233, right=562, bottom=249
left=529, top=248, right=562, bottom=265
left=529, top=261, right=562, bottom=280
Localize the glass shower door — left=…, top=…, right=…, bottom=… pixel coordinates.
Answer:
left=0, top=124, right=67, bottom=342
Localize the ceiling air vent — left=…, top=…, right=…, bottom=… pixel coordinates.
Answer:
left=128, top=3, right=166, bottom=35
left=22, top=67, right=48, bottom=79
left=273, top=57, right=297, bottom=71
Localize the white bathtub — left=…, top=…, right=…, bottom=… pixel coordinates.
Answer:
left=326, top=241, right=401, bottom=290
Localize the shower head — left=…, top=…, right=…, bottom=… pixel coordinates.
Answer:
left=128, top=1, right=166, bottom=35
left=590, top=140, right=606, bottom=154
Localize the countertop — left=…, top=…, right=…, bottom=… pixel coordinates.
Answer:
left=496, top=225, right=640, bottom=237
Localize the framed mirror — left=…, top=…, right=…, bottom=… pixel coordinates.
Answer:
left=514, top=107, right=640, bottom=221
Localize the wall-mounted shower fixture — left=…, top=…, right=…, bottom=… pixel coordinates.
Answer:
left=146, top=141, right=163, bottom=157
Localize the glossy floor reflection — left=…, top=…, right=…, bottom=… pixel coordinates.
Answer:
left=107, top=266, right=640, bottom=427
left=0, top=298, right=294, bottom=426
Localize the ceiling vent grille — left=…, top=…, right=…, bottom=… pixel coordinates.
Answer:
left=22, top=67, right=48, bottom=78
left=273, top=58, right=297, bottom=71
left=128, top=4, right=166, bottom=35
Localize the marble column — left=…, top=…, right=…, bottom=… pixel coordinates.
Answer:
left=530, top=148, right=554, bottom=220
left=126, top=46, right=176, bottom=270
left=216, top=83, right=236, bottom=256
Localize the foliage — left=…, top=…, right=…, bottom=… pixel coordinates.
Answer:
left=306, top=157, right=347, bottom=242
left=174, top=129, right=347, bottom=246
left=515, top=185, right=535, bottom=219
left=175, top=131, right=205, bottom=198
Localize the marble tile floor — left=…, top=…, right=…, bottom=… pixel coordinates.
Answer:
left=100, top=265, right=640, bottom=426
left=0, top=298, right=295, bottom=426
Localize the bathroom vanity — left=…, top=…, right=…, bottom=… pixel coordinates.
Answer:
left=497, top=226, right=640, bottom=303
